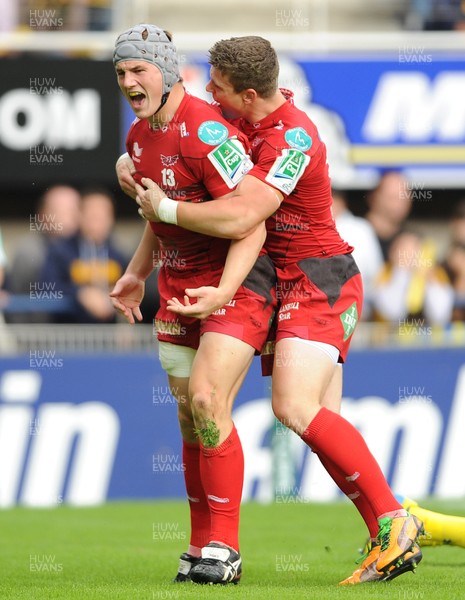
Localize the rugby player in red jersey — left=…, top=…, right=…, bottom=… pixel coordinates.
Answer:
left=132, top=36, right=424, bottom=585
left=110, top=26, right=276, bottom=586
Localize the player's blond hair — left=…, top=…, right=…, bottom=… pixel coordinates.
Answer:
left=209, top=36, right=279, bottom=98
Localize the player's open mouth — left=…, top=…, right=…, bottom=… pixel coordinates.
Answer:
left=128, top=91, right=146, bottom=108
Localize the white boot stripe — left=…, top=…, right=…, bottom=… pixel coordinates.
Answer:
left=201, top=547, right=230, bottom=562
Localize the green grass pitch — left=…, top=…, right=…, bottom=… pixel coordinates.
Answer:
left=0, top=500, right=464, bottom=599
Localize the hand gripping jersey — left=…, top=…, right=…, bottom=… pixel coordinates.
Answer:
left=126, top=92, right=253, bottom=272
left=239, top=91, right=352, bottom=268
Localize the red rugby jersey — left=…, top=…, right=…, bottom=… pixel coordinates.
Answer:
left=239, top=92, right=352, bottom=268
left=126, top=92, right=252, bottom=272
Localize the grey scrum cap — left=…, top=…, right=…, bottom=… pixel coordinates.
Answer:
left=113, top=24, right=180, bottom=95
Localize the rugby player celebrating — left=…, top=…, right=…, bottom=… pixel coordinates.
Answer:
left=111, top=26, right=276, bottom=585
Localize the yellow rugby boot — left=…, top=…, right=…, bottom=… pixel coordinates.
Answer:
left=399, top=495, right=465, bottom=548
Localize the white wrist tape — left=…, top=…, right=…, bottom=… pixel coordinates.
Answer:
left=158, top=197, right=178, bottom=225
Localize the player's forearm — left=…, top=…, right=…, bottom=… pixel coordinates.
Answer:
left=218, top=223, right=267, bottom=300
left=158, top=176, right=281, bottom=239
left=126, top=223, right=159, bottom=280
left=176, top=196, right=262, bottom=240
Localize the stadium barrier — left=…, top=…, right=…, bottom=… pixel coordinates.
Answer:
left=0, top=323, right=464, bottom=507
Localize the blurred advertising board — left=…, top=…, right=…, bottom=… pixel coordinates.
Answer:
left=1, top=53, right=463, bottom=190
left=0, top=347, right=464, bottom=506
left=120, top=51, right=465, bottom=189
left=0, top=58, right=120, bottom=186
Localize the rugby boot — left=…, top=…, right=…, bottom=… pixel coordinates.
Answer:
left=339, top=541, right=422, bottom=585
left=172, top=552, right=200, bottom=583
left=376, top=513, right=424, bottom=573
left=190, top=542, right=242, bottom=585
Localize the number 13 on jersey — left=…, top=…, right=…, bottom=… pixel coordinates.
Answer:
left=161, top=168, right=176, bottom=187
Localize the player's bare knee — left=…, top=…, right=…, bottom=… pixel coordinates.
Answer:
left=272, top=398, right=305, bottom=434
left=272, top=396, right=293, bottom=423
left=190, top=390, right=214, bottom=418
left=190, top=385, right=225, bottom=418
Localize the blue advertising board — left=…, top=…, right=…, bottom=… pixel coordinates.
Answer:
left=0, top=347, right=464, bottom=506
left=121, top=52, right=465, bottom=188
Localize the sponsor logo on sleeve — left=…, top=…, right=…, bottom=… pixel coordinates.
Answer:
left=198, top=120, right=229, bottom=145
left=265, top=148, right=310, bottom=194
left=207, top=138, right=253, bottom=188
left=285, top=127, right=312, bottom=151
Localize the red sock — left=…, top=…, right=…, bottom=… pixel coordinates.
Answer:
left=302, top=408, right=402, bottom=517
left=199, top=425, right=244, bottom=552
left=182, top=440, right=211, bottom=550
left=316, top=452, right=379, bottom=538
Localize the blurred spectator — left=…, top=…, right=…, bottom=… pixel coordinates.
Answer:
left=407, top=0, right=465, bottom=30
left=443, top=201, right=465, bottom=321
left=41, top=187, right=128, bottom=323
left=365, top=171, right=413, bottom=261
left=372, top=231, right=454, bottom=326
left=448, top=199, right=465, bottom=245
left=332, top=189, right=384, bottom=319
left=6, top=185, right=81, bottom=323
left=445, top=242, right=465, bottom=322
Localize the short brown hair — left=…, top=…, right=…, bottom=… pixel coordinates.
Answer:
left=209, top=36, right=279, bottom=98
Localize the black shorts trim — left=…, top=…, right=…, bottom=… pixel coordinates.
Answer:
left=297, top=253, right=360, bottom=308
left=242, top=254, right=277, bottom=308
